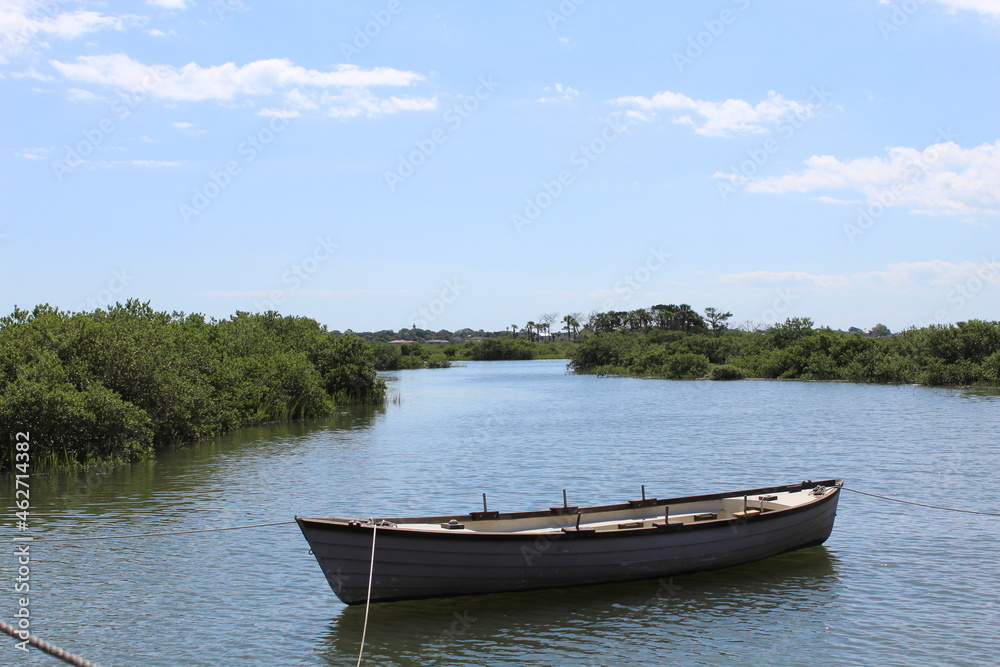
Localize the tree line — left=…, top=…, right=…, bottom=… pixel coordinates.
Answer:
left=570, top=311, right=1000, bottom=386
left=0, top=301, right=385, bottom=470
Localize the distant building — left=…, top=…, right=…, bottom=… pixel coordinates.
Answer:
left=389, top=339, right=414, bottom=344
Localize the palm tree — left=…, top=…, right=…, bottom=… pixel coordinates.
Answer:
left=567, top=312, right=582, bottom=339
left=525, top=321, right=536, bottom=342
left=511, top=324, right=518, bottom=339
left=562, top=314, right=580, bottom=340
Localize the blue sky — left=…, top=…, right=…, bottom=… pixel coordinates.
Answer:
left=2, top=0, right=999, bottom=333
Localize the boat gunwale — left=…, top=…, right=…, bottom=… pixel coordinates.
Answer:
left=297, top=478, right=842, bottom=539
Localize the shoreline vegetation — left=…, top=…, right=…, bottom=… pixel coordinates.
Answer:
left=569, top=313, right=1000, bottom=386
left=361, top=306, right=1000, bottom=389
left=0, top=301, right=384, bottom=471
left=3, top=301, right=998, bottom=470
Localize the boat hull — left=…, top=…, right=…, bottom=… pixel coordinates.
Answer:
left=298, top=479, right=841, bottom=604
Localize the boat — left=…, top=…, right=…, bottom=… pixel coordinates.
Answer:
left=297, top=478, right=843, bottom=605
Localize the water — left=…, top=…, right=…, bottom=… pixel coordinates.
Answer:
left=5, top=360, right=999, bottom=666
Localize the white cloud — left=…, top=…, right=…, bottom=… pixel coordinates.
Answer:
left=171, top=121, right=206, bottom=134
left=721, top=260, right=1000, bottom=291
left=729, top=140, right=1000, bottom=217
left=33, top=11, right=125, bottom=39
left=119, top=159, right=188, bottom=167
left=200, top=289, right=411, bottom=298
left=66, top=87, right=101, bottom=102
left=258, top=108, right=301, bottom=119
left=607, top=90, right=816, bottom=136
left=146, top=0, right=189, bottom=9
left=0, top=3, right=126, bottom=63
left=537, top=82, right=580, bottom=103
left=10, top=67, right=53, bottom=81
left=931, top=0, right=1000, bottom=17
left=812, top=195, right=863, bottom=205
left=50, top=54, right=437, bottom=117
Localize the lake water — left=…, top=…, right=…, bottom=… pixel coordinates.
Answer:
left=6, top=359, right=1000, bottom=666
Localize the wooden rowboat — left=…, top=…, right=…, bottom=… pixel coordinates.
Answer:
left=297, top=478, right=843, bottom=605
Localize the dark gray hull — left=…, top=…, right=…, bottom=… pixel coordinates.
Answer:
left=298, top=479, right=841, bottom=604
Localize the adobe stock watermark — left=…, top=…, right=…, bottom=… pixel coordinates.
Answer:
left=75, top=269, right=134, bottom=312
left=252, top=236, right=339, bottom=312
left=439, top=609, right=478, bottom=640
left=520, top=515, right=578, bottom=566
left=511, top=115, right=635, bottom=234
left=760, top=287, right=799, bottom=324
left=716, top=84, right=833, bottom=202
left=623, top=577, right=684, bottom=622
left=878, top=0, right=930, bottom=39
left=180, top=115, right=291, bottom=223
left=921, top=256, right=999, bottom=327
left=6, top=0, right=65, bottom=60
left=673, top=0, right=752, bottom=73
left=409, top=278, right=466, bottom=329
left=52, top=69, right=164, bottom=181
left=340, top=0, right=404, bottom=59
left=545, top=0, right=588, bottom=29
left=601, top=246, right=670, bottom=310
left=843, top=127, right=957, bottom=244
left=210, top=0, right=246, bottom=23
left=384, top=75, right=500, bottom=192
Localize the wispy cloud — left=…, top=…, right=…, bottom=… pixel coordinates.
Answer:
left=145, top=0, right=190, bottom=9
left=117, top=159, right=188, bottom=167
left=537, top=82, right=580, bottom=103
left=0, top=2, right=127, bottom=63
left=929, top=0, right=1000, bottom=18
left=200, top=289, right=412, bottom=297
left=725, top=140, right=1000, bottom=218
left=607, top=90, right=816, bottom=136
left=812, top=195, right=863, bottom=205
left=171, top=121, right=205, bottom=134
left=721, top=260, right=1000, bottom=291
left=50, top=54, right=437, bottom=118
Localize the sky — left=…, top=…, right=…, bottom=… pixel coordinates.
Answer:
left=2, top=0, right=999, bottom=334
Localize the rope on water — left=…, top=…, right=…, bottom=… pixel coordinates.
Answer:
left=20, top=485, right=998, bottom=548
left=26, top=520, right=296, bottom=542
left=842, top=486, right=1000, bottom=517
left=0, top=620, right=101, bottom=667
left=356, top=521, right=378, bottom=667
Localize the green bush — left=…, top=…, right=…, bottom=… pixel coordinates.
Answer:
left=709, top=364, right=746, bottom=381
left=0, top=302, right=386, bottom=471
left=571, top=314, right=1000, bottom=387
left=662, top=353, right=710, bottom=379
left=468, top=337, right=534, bottom=361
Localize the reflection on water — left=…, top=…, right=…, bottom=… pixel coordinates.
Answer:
left=4, top=361, right=999, bottom=666
left=956, top=385, right=1000, bottom=400
left=318, top=548, right=840, bottom=667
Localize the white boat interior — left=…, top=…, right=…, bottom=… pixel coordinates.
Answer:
left=367, top=484, right=838, bottom=535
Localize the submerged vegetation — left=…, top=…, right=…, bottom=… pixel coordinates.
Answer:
left=0, top=301, right=385, bottom=470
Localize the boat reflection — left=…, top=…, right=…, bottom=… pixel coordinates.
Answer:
left=316, top=546, right=841, bottom=666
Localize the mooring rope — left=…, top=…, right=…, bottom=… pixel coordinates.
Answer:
left=356, top=521, right=378, bottom=667
left=26, top=520, right=296, bottom=542
left=841, top=486, right=1000, bottom=517
left=19, top=485, right=999, bottom=546
left=0, top=620, right=100, bottom=667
